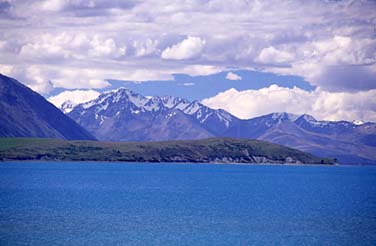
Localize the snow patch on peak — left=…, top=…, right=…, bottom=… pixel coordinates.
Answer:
left=300, top=114, right=317, bottom=122
left=352, top=120, right=365, bottom=125
left=271, top=112, right=299, bottom=122
left=183, top=101, right=201, bottom=115
left=144, top=98, right=162, bottom=111
left=297, top=114, right=331, bottom=127
left=106, top=87, right=129, bottom=94
left=215, top=110, right=232, bottom=127
left=82, top=100, right=96, bottom=109
left=160, top=96, right=190, bottom=110
left=160, top=96, right=176, bottom=108
left=165, top=111, right=177, bottom=119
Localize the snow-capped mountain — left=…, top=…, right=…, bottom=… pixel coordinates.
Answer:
left=68, top=88, right=237, bottom=141
left=65, top=88, right=376, bottom=164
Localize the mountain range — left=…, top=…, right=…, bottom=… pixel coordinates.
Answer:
left=67, top=88, right=376, bottom=164
left=0, top=74, right=95, bottom=140
left=0, top=73, right=374, bottom=165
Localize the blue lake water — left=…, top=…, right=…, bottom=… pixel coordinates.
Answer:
left=0, top=162, right=375, bottom=245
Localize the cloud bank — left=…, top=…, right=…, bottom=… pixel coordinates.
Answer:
left=0, top=0, right=374, bottom=93
left=0, top=0, right=375, bottom=121
left=202, top=85, right=376, bottom=122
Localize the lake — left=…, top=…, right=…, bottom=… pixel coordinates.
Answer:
left=0, top=162, right=375, bottom=245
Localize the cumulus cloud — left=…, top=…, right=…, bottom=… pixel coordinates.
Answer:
left=269, top=35, right=376, bottom=91
left=161, top=36, right=205, bottom=60
left=202, top=85, right=376, bottom=122
left=4, top=65, right=55, bottom=94
left=41, top=0, right=66, bottom=12
left=179, top=65, right=222, bottom=76
left=0, top=0, right=376, bottom=91
left=19, top=32, right=126, bottom=60
left=225, top=72, right=242, bottom=81
left=257, top=46, right=294, bottom=64
left=5, top=64, right=112, bottom=93
left=48, top=89, right=100, bottom=108
left=132, top=39, right=159, bottom=57
left=89, top=36, right=126, bottom=58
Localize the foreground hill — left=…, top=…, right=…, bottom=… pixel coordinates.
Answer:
left=0, top=74, right=96, bottom=140
left=66, top=88, right=376, bottom=164
left=0, top=138, right=335, bottom=164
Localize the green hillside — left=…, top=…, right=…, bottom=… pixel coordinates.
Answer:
left=0, top=138, right=335, bottom=164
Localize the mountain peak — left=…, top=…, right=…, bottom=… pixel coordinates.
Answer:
left=294, top=114, right=332, bottom=127
left=77, top=88, right=198, bottom=114
left=269, top=112, right=299, bottom=122
left=67, top=88, right=240, bottom=141
left=298, top=114, right=317, bottom=122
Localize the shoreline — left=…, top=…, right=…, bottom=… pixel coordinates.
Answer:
left=0, top=159, right=349, bottom=167
left=0, top=137, right=337, bottom=165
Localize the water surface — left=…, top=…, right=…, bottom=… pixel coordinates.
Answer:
left=0, top=162, right=375, bottom=245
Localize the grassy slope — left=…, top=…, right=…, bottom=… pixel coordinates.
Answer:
left=0, top=137, right=335, bottom=164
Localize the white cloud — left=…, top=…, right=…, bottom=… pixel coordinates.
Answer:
left=89, top=36, right=126, bottom=58
left=0, top=64, right=13, bottom=75
left=1, top=62, right=225, bottom=94
left=268, top=35, right=376, bottom=91
left=41, top=0, right=66, bottom=12
left=179, top=65, right=222, bottom=76
left=202, top=85, right=376, bottom=122
left=48, top=89, right=100, bottom=109
left=12, top=65, right=55, bottom=94
left=1, top=0, right=376, bottom=99
left=257, top=46, right=294, bottom=64
left=132, top=39, right=159, bottom=57
left=225, top=72, right=242, bottom=81
left=19, top=33, right=126, bottom=60
left=161, top=36, right=205, bottom=60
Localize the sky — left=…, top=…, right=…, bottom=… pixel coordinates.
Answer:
left=0, top=0, right=376, bottom=121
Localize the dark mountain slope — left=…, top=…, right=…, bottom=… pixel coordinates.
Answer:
left=0, top=74, right=95, bottom=140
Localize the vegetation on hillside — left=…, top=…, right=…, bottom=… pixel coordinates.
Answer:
left=0, top=137, right=335, bottom=164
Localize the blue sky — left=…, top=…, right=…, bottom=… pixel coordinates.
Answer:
left=0, top=0, right=375, bottom=121
left=48, top=69, right=314, bottom=100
